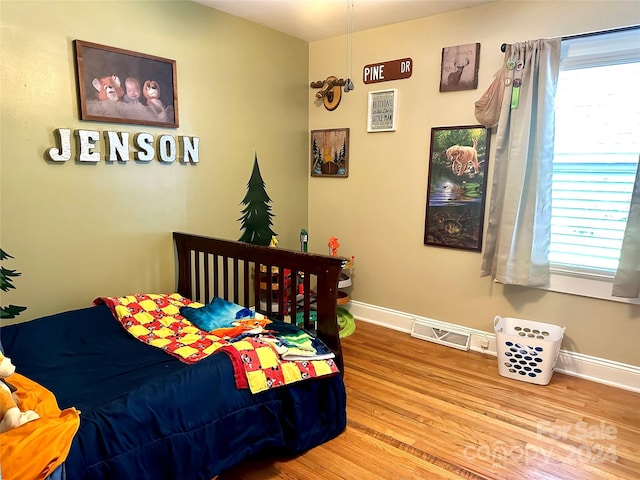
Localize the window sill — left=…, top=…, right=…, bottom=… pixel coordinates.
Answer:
left=540, top=271, right=640, bottom=305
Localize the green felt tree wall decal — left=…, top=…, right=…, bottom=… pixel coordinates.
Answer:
left=311, top=137, right=323, bottom=173
left=238, top=153, right=277, bottom=246
left=1, top=249, right=27, bottom=319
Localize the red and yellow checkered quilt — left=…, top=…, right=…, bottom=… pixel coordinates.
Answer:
left=95, top=294, right=338, bottom=394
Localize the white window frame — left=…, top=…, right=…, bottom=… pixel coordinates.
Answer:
left=541, top=26, right=640, bottom=305
left=544, top=271, right=640, bottom=305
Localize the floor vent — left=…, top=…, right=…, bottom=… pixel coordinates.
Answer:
left=411, top=318, right=471, bottom=351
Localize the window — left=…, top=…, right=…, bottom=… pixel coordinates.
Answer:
left=551, top=27, right=640, bottom=280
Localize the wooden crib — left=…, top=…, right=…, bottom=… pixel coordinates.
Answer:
left=173, top=232, right=347, bottom=370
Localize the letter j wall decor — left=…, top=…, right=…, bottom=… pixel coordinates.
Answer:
left=424, top=125, right=490, bottom=251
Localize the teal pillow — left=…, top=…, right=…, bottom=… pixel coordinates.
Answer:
left=180, top=297, right=253, bottom=332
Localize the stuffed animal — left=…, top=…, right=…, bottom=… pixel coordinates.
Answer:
left=143, top=80, right=164, bottom=114
left=92, top=75, right=124, bottom=101
left=0, top=352, right=39, bottom=433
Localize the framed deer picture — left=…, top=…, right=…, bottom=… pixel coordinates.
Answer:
left=439, top=43, right=480, bottom=92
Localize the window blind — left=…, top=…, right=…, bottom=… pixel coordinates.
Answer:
left=551, top=27, right=640, bottom=276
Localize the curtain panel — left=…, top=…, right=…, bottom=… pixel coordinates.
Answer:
left=613, top=159, right=640, bottom=298
left=480, top=38, right=561, bottom=286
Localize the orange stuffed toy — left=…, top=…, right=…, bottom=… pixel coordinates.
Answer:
left=91, top=74, right=125, bottom=101
left=0, top=352, right=39, bottom=433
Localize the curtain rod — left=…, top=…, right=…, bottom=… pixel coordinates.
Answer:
left=499, top=24, right=639, bottom=52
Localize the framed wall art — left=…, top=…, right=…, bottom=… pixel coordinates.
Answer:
left=367, top=88, right=398, bottom=132
left=74, top=40, right=179, bottom=128
left=439, top=43, right=480, bottom=92
left=310, top=128, right=349, bottom=177
left=424, top=125, right=490, bottom=251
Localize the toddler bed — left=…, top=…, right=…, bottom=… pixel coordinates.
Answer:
left=0, top=232, right=347, bottom=480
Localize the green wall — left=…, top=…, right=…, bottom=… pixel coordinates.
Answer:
left=0, top=0, right=309, bottom=322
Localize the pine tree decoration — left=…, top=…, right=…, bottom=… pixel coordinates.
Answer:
left=1, top=249, right=27, bottom=319
left=238, top=154, right=277, bottom=246
left=311, top=137, right=323, bottom=174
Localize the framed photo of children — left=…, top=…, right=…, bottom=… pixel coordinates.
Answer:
left=74, top=40, right=179, bottom=128
left=310, top=128, right=349, bottom=177
left=424, top=125, right=490, bottom=251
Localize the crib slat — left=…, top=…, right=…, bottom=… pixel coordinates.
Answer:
left=194, top=250, right=202, bottom=302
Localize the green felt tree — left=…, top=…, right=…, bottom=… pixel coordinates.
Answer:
left=1, top=249, right=27, bottom=319
left=238, top=154, right=277, bottom=246
left=311, top=136, right=323, bottom=174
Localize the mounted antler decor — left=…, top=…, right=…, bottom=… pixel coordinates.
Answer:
left=310, top=1, right=356, bottom=111
left=310, top=76, right=347, bottom=111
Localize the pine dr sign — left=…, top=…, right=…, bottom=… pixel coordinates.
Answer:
left=363, top=58, right=412, bottom=84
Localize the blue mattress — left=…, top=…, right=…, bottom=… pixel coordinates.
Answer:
left=1, top=304, right=347, bottom=479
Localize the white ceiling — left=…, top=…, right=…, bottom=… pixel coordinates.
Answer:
left=194, top=0, right=495, bottom=42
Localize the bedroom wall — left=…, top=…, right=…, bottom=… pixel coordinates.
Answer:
left=0, top=1, right=309, bottom=323
left=308, top=1, right=640, bottom=366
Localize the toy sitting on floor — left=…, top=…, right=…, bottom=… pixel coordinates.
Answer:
left=0, top=352, right=39, bottom=433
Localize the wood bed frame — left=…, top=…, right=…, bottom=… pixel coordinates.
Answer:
left=173, top=232, right=347, bottom=371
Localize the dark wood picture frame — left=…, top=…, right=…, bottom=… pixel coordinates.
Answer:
left=310, top=128, right=349, bottom=177
left=439, top=42, right=480, bottom=92
left=424, top=125, right=490, bottom=251
left=74, top=40, right=179, bottom=128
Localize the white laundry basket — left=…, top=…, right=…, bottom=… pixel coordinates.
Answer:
left=494, top=316, right=565, bottom=385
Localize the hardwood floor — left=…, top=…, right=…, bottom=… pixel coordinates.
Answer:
left=219, top=320, right=640, bottom=479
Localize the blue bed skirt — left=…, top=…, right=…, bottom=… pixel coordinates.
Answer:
left=2, top=304, right=346, bottom=479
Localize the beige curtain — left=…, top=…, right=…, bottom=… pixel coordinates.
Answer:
left=612, top=159, right=640, bottom=298
left=480, top=38, right=561, bottom=286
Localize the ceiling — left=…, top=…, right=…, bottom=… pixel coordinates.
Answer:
left=194, top=0, right=495, bottom=42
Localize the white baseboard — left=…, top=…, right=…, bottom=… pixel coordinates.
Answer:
left=346, top=300, right=640, bottom=393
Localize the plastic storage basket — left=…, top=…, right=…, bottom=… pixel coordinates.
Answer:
left=494, top=316, right=565, bottom=385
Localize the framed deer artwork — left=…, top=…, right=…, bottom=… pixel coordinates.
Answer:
left=439, top=43, right=480, bottom=92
